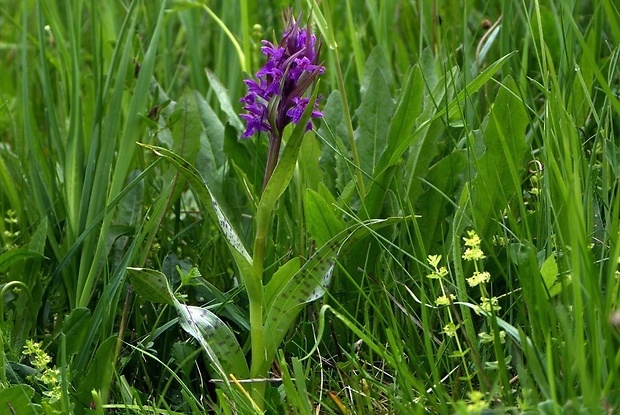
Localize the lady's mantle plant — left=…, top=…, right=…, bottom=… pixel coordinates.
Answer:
left=240, top=12, right=324, bottom=188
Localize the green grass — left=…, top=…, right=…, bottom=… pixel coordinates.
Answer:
left=0, top=0, right=619, bottom=413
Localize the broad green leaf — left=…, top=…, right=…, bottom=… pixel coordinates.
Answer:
left=318, top=90, right=350, bottom=193
left=540, top=254, right=563, bottom=298
left=386, top=66, right=423, bottom=150
left=127, top=267, right=175, bottom=306
left=540, top=254, right=558, bottom=291
left=205, top=69, right=244, bottom=132
left=419, top=47, right=440, bottom=93
left=0, top=249, right=44, bottom=273
left=355, top=69, right=394, bottom=180
left=299, top=133, right=323, bottom=192
left=259, top=88, right=319, bottom=213
left=402, top=66, right=457, bottom=205
left=362, top=65, right=423, bottom=218
left=264, top=257, right=301, bottom=311
left=470, top=76, right=528, bottom=238
left=195, top=90, right=226, bottom=172
left=140, top=144, right=255, bottom=285
left=360, top=46, right=394, bottom=95
left=127, top=267, right=249, bottom=380
left=165, top=92, right=205, bottom=204
left=28, top=217, right=48, bottom=254
left=416, top=151, right=467, bottom=251
left=224, top=125, right=259, bottom=192
left=173, top=299, right=249, bottom=380
left=61, top=307, right=91, bottom=357
left=194, top=278, right=250, bottom=332
left=116, top=169, right=144, bottom=227
left=76, top=336, right=116, bottom=409
left=304, top=189, right=345, bottom=247
left=262, top=217, right=405, bottom=369
left=382, top=52, right=515, bottom=171
left=0, top=385, right=41, bottom=415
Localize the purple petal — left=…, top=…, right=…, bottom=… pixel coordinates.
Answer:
left=261, top=41, right=285, bottom=61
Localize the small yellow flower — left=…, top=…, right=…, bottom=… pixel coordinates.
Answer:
left=23, top=340, right=51, bottom=370
left=435, top=294, right=456, bottom=306
left=40, top=367, right=60, bottom=387
left=478, top=330, right=506, bottom=344
left=463, top=230, right=481, bottom=248
left=462, top=247, right=485, bottom=261
left=442, top=322, right=459, bottom=337
left=479, top=296, right=500, bottom=314
left=467, top=390, right=487, bottom=412
left=468, top=390, right=484, bottom=402
left=493, top=235, right=506, bottom=247
left=467, top=271, right=491, bottom=287
left=426, top=266, right=448, bottom=280
left=427, top=254, right=442, bottom=269
left=462, top=230, right=486, bottom=261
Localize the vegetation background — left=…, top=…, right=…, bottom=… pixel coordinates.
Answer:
left=0, top=0, right=619, bottom=414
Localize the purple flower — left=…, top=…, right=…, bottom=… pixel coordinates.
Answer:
left=240, top=13, right=324, bottom=140
left=286, top=97, right=323, bottom=130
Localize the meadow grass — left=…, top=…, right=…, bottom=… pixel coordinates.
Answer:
left=0, top=0, right=619, bottom=414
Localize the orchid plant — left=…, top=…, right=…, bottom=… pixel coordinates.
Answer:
left=131, top=11, right=396, bottom=411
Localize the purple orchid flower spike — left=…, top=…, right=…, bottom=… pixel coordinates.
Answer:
left=240, top=11, right=324, bottom=189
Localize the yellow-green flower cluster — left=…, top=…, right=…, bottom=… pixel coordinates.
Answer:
left=3, top=209, right=20, bottom=250
left=467, top=270, right=491, bottom=287
left=478, top=296, right=501, bottom=314
left=435, top=294, right=456, bottom=306
left=478, top=330, right=506, bottom=344
left=466, top=390, right=487, bottom=412
left=23, top=340, right=51, bottom=369
left=426, top=255, right=453, bottom=307
left=462, top=230, right=485, bottom=261
left=442, top=322, right=459, bottom=337
left=23, top=340, right=62, bottom=403
left=426, top=254, right=448, bottom=279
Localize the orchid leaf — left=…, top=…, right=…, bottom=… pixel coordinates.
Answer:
left=174, top=299, right=250, bottom=381
left=127, top=267, right=249, bottom=380
left=263, top=217, right=407, bottom=367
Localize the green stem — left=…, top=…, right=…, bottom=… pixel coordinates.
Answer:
left=247, top=204, right=271, bottom=409
left=263, top=132, right=282, bottom=190
left=201, top=3, right=246, bottom=72
left=239, top=0, right=252, bottom=73
left=248, top=288, right=265, bottom=408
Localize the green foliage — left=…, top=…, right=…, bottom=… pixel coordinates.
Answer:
left=0, top=0, right=619, bottom=414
